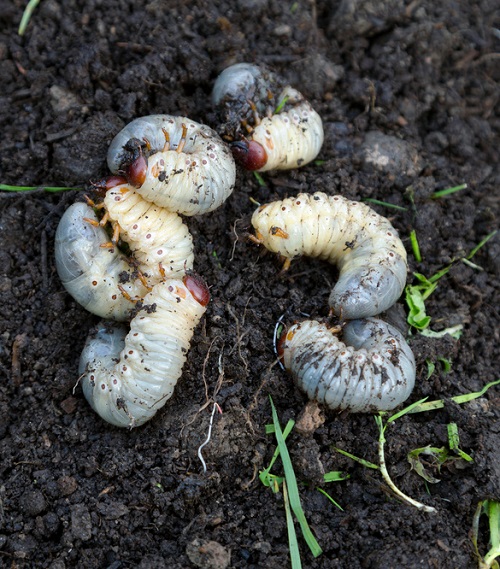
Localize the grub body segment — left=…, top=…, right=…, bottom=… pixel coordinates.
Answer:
left=79, top=278, right=208, bottom=428
left=55, top=202, right=149, bottom=321
left=212, top=64, right=324, bottom=172
left=251, top=192, right=408, bottom=319
left=103, top=184, right=194, bottom=281
left=282, top=319, right=415, bottom=412
left=107, top=115, right=236, bottom=216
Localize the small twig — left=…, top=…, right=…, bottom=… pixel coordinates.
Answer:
left=208, top=351, right=225, bottom=412
left=72, top=371, right=85, bottom=394
left=11, top=334, right=28, bottom=386
left=273, top=313, right=287, bottom=371
left=201, top=337, right=219, bottom=404
left=196, top=351, right=225, bottom=473
left=229, top=218, right=243, bottom=262
left=248, top=359, right=281, bottom=414
left=180, top=338, right=223, bottom=435
left=226, top=302, right=250, bottom=372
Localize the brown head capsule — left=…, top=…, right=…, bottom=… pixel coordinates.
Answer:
left=231, top=140, right=268, bottom=171
left=183, top=274, right=210, bottom=307
left=125, top=154, right=148, bottom=188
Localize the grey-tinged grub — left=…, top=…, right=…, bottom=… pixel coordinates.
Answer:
left=281, top=318, right=416, bottom=412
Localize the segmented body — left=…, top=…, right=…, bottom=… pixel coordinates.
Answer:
left=251, top=192, right=408, bottom=319
left=246, top=86, right=324, bottom=172
left=79, top=276, right=209, bottom=428
left=212, top=63, right=324, bottom=171
left=107, top=115, right=236, bottom=215
left=55, top=202, right=150, bottom=321
left=281, top=318, right=415, bottom=412
left=103, top=183, right=194, bottom=282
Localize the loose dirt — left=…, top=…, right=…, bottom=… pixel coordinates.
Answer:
left=0, top=1, right=498, bottom=567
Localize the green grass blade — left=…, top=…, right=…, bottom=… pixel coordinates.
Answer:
left=253, top=172, right=267, bottom=187
left=420, top=282, right=439, bottom=300
left=270, top=398, right=322, bottom=558
left=466, top=230, right=498, bottom=260
left=447, top=423, right=473, bottom=462
left=260, top=420, right=295, bottom=487
left=426, top=266, right=451, bottom=284
left=471, top=501, right=483, bottom=559
left=431, top=183, right=467, bottom=199
left=438, top=358, right=452, bottom=373
left=386, top=397, right=429, bottom=423
left=413, top=272, right=432, bottom=285
left=362, top=198, right=407, bottom=211
left=473, top=500, right=500, bottom=568
left=487, top=501, right=500, bottom=550
left=426, top=360, right=436, bottom=379
left=447, top=422, right=460, bottom=450
left=260, top=472, right=285, bottom=491
left=283, top=481, right=302, bottom=569
left=316, top=487, right=344, bottom=511
left=248, top=196, right=261, bottom=207
left=323, top=471, right=350, bottom=482
left=265, top=421, right=295, bottom=436
left=274, top=95, right=289, bottom=114
left=332, top=447, right=379, bottom=470
left=486, top=502, right=500, bottom=569
left=0, top=183, right=76, bottom=193
left=461, top=258, right=484, bottom=271
left=410, top=230, right=422, bottom=262
left=18, top=0, right=41, bottom=36
left=445, top=380, right=500, bottom=405
left=456, top=448, right=474, bottom=463
left=407, top=379, right=500, bottom=414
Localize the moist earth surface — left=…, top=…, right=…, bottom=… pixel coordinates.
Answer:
left=0, top=1, right=499, bottom=568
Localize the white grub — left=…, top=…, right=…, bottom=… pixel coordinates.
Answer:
left=212, top=63, right=324, bottom=172
left=55, top=202, right=149, bottom=321
left=281, top=318, right=415, bottom=412
left=103, top=183, right=194, bottom=282
left=107, top=114, right=236, bottom=216
left=250, top=86, right=324, bottom=172
left=79, top=276, right=208, bottom=428
left=251, top=192, right=408, bottom=319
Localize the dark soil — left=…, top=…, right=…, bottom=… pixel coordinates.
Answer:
left=1, top=1, right=499, bottom=568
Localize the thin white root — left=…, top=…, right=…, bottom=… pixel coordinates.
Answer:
left=197, top=401, right=220, bottom=474
left=377, top=418, right=437, bottom=513
left=197, top=353, right=224, bottom=473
